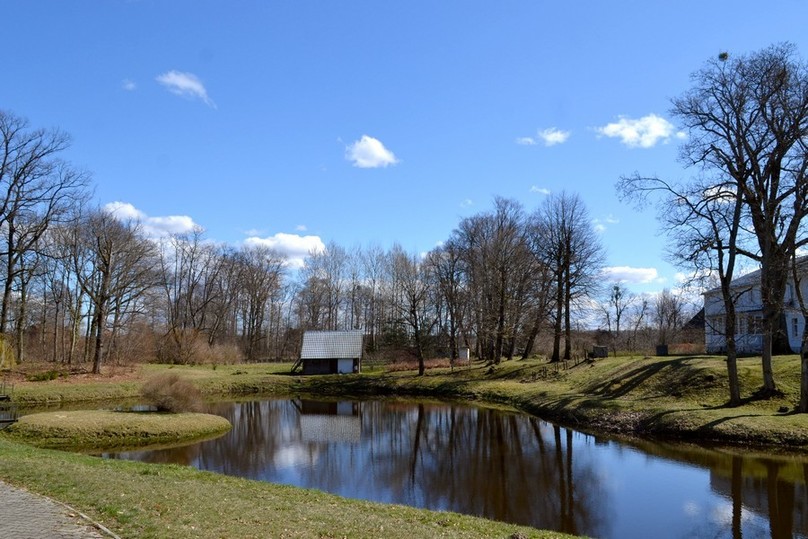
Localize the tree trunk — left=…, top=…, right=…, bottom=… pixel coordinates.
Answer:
left=92, top=303, right=105, bottom=374
left=724, top=284, right=741, bottom=406
left=800, top=322, right=808, bottom=413
left=551, top=276, right=563, bottom=362
left=15, top=277, right=27, bottom=363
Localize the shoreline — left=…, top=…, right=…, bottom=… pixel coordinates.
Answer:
left=6, top=355, right=808, bottom=451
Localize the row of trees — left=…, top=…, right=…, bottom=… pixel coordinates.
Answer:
left=1, top=107, right=698, bottom=378
left=297, top=194, right=606, bottom=375
left=619, top=43, right=808, bottom=410
left=1, top=109, right=694, bottom=376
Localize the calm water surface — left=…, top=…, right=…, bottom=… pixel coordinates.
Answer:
left=104, top=399, right=808, bottom=539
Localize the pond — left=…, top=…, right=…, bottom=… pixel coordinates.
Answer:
left=102, top=399, right=808, bottom=539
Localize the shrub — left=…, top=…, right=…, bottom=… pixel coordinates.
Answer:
left=140, top=373, right=202, bottom=413
left=26, top=370, right=61, bottom=382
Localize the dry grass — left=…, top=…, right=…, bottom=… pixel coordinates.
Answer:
left=2, top=410, right=232, bottom=450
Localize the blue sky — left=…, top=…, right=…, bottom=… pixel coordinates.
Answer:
left=4, top=1, right=808, bottom=295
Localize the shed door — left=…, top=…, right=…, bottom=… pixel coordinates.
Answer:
left=337, top=358, right=354, bottom=374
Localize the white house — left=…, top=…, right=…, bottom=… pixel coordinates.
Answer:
left=704, top=262, right=807, bottom=354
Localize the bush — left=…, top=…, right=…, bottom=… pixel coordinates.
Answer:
left=140, top=373, right=202, bottom=413
left=26, top=370, right=62, bottom=382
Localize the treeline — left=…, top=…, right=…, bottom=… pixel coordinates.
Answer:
left=1, top=109, right=694, bottom=374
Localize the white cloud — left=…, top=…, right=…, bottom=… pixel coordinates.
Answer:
left=592, top=214, right=620, bottom=233
left=345, top=135, right=398, bottom=168
left=601, top=266, right=660, bottom=284
left=104, top=201, right=144, bottom=221
left=244, top=232, right=326, bottom=269
left=538, top=127, right=570, bottom=146
left=103, top=201, right=199, bottom=238
left=517, top=127, right=570, bottom=147
left=156, top=70, right=216, bottom=108
left=530, top=186, right=551, bottom=195
left=295, top=224, right=308, bottom=232
left=460, top=198, right=473, bottom=208
left=595, top=114, right=685, bottom=148
left=122, top=79, right=136, bottom=91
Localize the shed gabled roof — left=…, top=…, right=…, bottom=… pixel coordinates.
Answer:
left=300, top=331, right=363, bottom=360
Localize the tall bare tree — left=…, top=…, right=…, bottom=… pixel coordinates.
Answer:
left=653, top=288, right=685, bottom=349
left=390, top=246, right=437, bottom=375
left=68, top=208, right=157, bottom=373
left=617, top=173, right=747, bottom=405
left=601, top=283, right=635, bottom=356
left=454, top=198, right=534, bottom=364
left=235, top=245, right=285, bottom=361
left=672, top=43, right=808, bottom=394
left=0, top=110, right=89, bottom=349
left=426, top=239, right=467, bottom=363
left=533, top=192, right=605, bottom=362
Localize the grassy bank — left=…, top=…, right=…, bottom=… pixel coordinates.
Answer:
left=7, top=354, right=808, bottom=448
left=3, top=410, right=232, bottom=450
left=0, top=438, right=570, bottom=539
left=298, top=354, right=808, bottom=449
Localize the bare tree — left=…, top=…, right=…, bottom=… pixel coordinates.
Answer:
left=653, top=289, right=685, bottom=349
left=390, top=246, right=437, bottom=375
left=157, top=229, right=233, bottom=362
left=427, top=240, right=467, bottom=365
left=360, top=243, right=388, bottom=352
left=454, top=198, right=534, bottom=364
left=672, top=43, right=808, bottom=395
left=617, top=173, right=746, bottom=405
left=533, top=192, right=605, bottom=362
left=601, top=283, right=635, bottom=356
left=299, top=242, right=347, bottom=331
left=0, top=110, right=89, bottom=353
left=235, top=245, right=285, bottom=361
left=625, top=296, right=650, bottom=353
left=68, top=208, right=158, bottom=373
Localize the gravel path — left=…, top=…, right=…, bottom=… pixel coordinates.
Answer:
left=0, top=480, right=113, bottom=539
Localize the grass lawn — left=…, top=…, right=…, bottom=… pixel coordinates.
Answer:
left=0, top=438, right=573, bottom=539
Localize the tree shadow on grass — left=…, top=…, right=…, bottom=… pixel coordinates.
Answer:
left=587, top=356, right=694, bottom=399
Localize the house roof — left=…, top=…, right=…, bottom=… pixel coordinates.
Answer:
left=300, top=330, right=363, bottom=360
left=704, top=256, right=808, bottom=295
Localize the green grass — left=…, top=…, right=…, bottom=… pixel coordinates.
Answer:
left=2, top=410, right=232, bottom=450
left=0, top=438, right=574, bottom=539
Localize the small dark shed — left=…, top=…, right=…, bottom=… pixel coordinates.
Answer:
left=295, top=330, right=363, bottom=375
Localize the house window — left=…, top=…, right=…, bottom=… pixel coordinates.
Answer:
left=706, top=316, right=724, bottom=334
left=750, top=317, right=765, bottom=335
left=737, top=315, right=747, bottom=336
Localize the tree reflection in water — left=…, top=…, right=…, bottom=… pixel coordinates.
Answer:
left=103, top=399, right=808, bottom=539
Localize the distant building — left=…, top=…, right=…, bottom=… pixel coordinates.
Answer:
left=704, top=261, right=807, bottom=354
left=295, top=330, right=363, bottom=375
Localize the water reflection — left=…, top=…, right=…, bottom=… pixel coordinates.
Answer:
left=103, top=399, right=808, bottom=539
